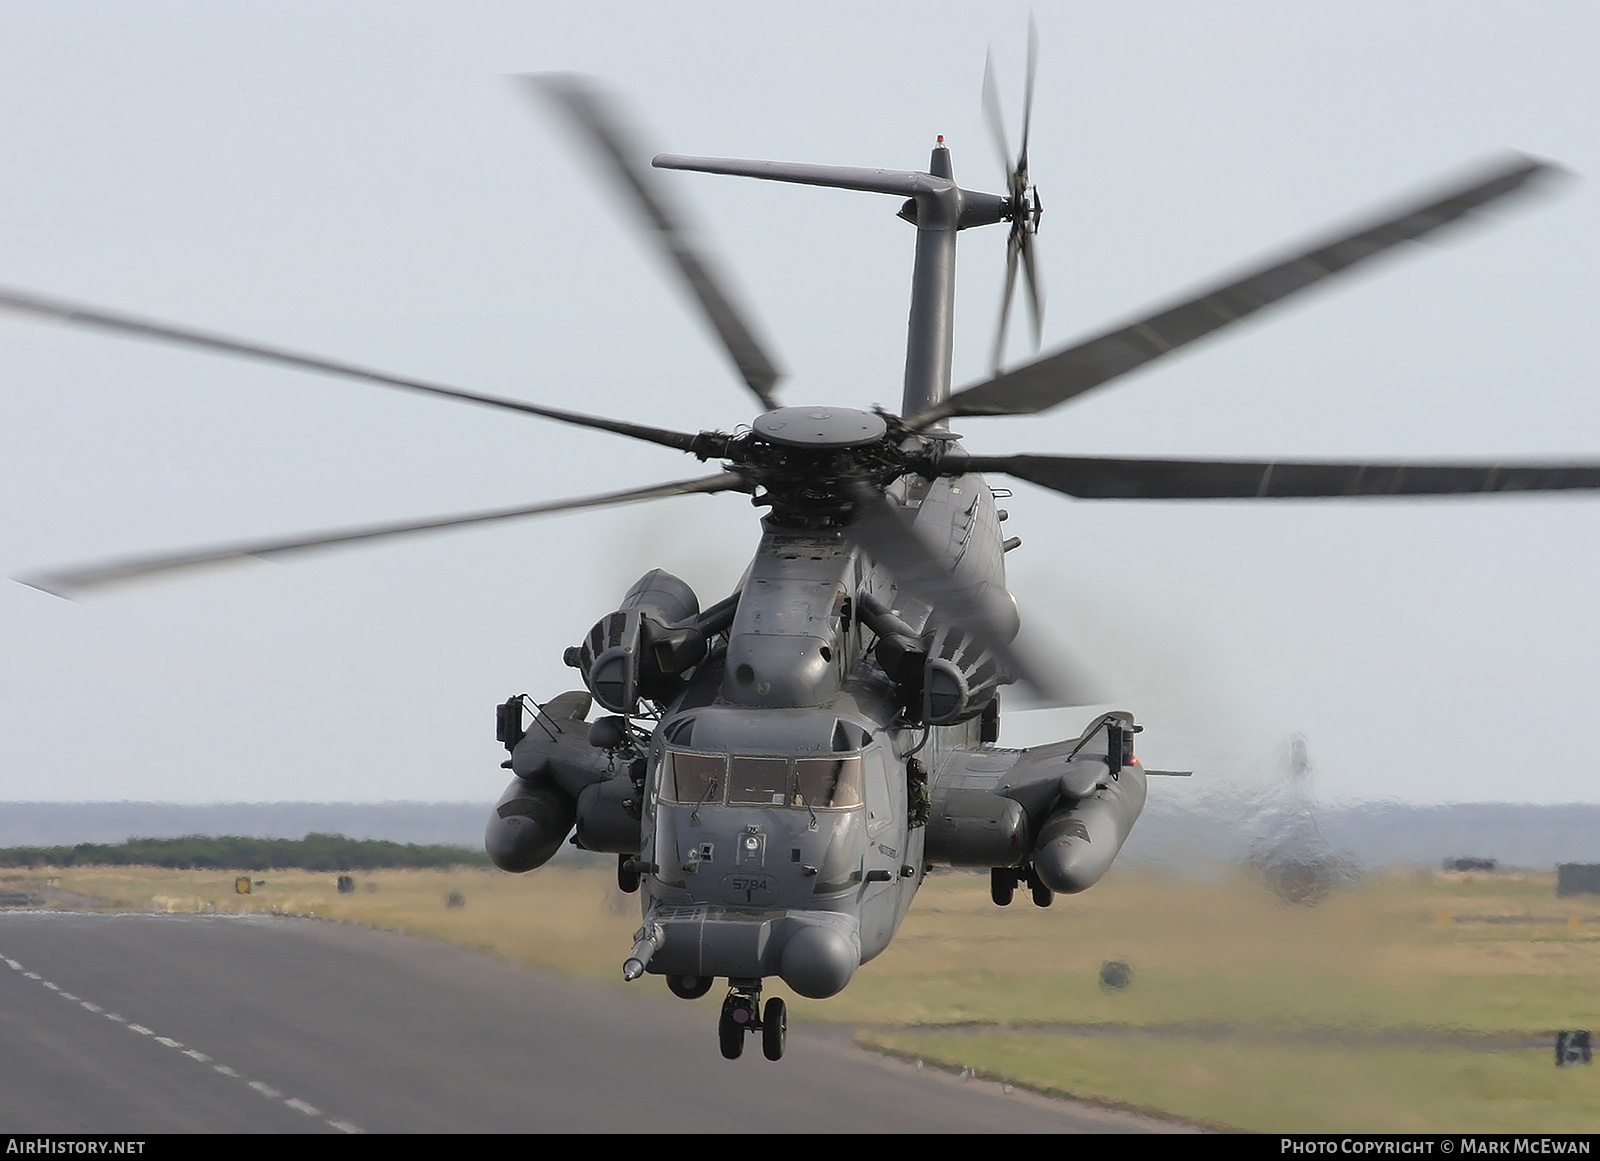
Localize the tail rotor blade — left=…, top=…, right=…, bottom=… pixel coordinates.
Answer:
left=985, top=21, right=1046, bottom=372
left=1020, top=229, right=1045, bottom=351
left=992, top=231, right=1022, bottom=373
left=1018, top=14, right=1038, bottom=178
left=981, top=50, right=1012, bottom=181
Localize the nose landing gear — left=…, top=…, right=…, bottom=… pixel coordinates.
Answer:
left=718, top=981, right=787, bottom=1061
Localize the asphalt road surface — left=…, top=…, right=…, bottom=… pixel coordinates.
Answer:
left=0, top=912, right=1172, bottom=1133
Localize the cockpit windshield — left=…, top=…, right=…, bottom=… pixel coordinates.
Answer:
left=795, top=757, right=864, bottom=808
left=729, top=757, right=789, bottom=806
left=661, top=750, right=864, bottom=810
left=665, top=751, right=722, bottom=805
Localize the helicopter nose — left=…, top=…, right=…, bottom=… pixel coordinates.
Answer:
left=779, top=919, right=860, bottom=998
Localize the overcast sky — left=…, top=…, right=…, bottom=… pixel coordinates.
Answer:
left=1, top=1, right=1597, bottom=808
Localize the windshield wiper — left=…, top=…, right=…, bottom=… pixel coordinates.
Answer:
left=794, top=787, right=819, bottom=831
left=691, top=776, right=719, bottom=824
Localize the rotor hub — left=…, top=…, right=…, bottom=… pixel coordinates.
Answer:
left=752, top=406, right=887, bottom=449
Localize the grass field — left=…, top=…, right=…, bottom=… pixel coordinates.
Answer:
left=11, top=858, right=1600, bottom=1131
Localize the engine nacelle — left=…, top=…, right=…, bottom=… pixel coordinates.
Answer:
left=857, top=589, right=1011, bottom=726
left=571, top=570, right=707, bottom=714
left=921, top=625, right=1005, bottom=725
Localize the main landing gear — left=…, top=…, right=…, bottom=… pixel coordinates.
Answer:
left=718, top=980, right=786, bottom=1061
left=991, top=865, right=1053, bottom=908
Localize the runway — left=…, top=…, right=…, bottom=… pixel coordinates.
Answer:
left=0, top=912, right=1168, bottom=1133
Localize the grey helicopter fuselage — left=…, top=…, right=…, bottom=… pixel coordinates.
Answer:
left=485, top=412, right=1150, bottom=1003
left=483, top=136, right=1153, bottom=1022
left=635, top=466, right=1008, bottom=997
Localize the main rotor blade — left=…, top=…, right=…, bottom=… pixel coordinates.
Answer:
left=910, top=155, right=1559, bottom=427
left=524, top=74, right=784, bottom=412
left=0, top=286, right=702, bottom=453
left=957, top=453, right=1600, bottom=500
left=19, top=473, right=746, bottom=599
left=843, top=484, right=1102, bottom=705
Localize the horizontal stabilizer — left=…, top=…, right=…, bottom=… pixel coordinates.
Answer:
left=654, top=154, right=950, bottom=198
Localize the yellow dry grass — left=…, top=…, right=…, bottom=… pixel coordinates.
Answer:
left=819, top=864, right=1600, bottom=1033
left=12, top=859, right=1600, bottom=1131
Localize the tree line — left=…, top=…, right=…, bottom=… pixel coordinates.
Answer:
left=0, top=833, right=489, bottom=871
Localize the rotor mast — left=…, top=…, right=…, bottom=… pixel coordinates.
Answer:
left=900, top=140, right=959, bottom=429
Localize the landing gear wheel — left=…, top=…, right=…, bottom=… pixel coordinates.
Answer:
left=1027, top=867, right=1054, bottom=908
left=617, top=854, right=640, bottom=894
left=762, top=997, right=787, bottom=1061
left=718, top=995, right=750, bottom=1060
left=718, top=1007, right=745, bottom=1059
left=667, top=974, right=714, bottom=1000
left=990, top=867, right=1015, bottom=907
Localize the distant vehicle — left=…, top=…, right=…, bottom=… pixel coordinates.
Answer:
left=1557, top=865, right=1600, bottom=896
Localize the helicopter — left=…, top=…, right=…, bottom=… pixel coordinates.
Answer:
left=8, top=44, right=1600, bottom=1064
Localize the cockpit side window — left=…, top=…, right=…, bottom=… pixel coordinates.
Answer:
left=795, top=756, right=864, bottom=809
left=728, top=756, right=790, bottom=806
left=664, top=751, right=726, bottom=804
